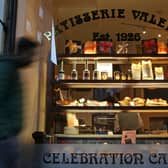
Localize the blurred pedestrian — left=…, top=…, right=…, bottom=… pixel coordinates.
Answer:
left=0, top=37, right=39, bottom=168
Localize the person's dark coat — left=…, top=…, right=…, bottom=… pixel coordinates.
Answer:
left=0, top=56, right=23, bottom=139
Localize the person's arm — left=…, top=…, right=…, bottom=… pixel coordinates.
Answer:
left=137, top=113, right=144, bottom=131
left=114, top=114, right=120, bottom=133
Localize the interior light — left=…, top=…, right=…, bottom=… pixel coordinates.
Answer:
left=142, top=30, right=146, bottom=34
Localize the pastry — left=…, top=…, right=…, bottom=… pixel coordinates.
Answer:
left=56, top=100, right=70, bottom=105
left=119, top=97, right=131, bottom=106
left=133, top=97, right=145, bottom=106
left=146, top=98, right=167, bottom=106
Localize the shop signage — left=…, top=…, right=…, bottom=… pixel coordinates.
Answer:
left=26, top=144, right=168, bottom=168
left=92, top=32, right=141, bottom=41
left=44, top=9, right=168, bottom=40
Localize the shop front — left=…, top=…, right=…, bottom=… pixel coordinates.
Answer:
left=12, top=0, right=168, bottom=144
left=1, top=0, right=168, bottom=167
left=42, top=1, right=168, bottom=145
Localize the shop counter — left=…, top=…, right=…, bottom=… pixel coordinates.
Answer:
left=54, top=134, right=168, bottom=144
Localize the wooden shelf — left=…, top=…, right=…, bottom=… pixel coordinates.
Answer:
left=54, top=106, right=168, bottom=113
left=54, top=80, right=168, bottom=88
left=58, top=54, right=168, bottom=64
left=55, top=134, right=168, bottom=139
